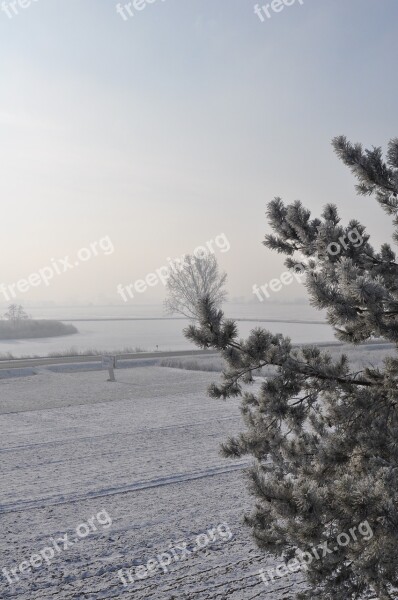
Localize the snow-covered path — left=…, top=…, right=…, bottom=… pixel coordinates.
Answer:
left=0, top=366, right=304, bottom=599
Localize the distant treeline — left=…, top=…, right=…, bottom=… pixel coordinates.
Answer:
left=0, top=319, right=78, bottom=340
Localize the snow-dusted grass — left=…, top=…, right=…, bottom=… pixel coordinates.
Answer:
left=325, top=342, right=395, bottom=370
left=158, top=342, right=395, bottom=377
left=0, top=366, right=305, bottom=599
left=159, top=355, right=226, bottom=372
left=0, top=346, right=146, bottom=361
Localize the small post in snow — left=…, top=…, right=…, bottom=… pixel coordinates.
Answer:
left=102, top=355, right=116, bottom=382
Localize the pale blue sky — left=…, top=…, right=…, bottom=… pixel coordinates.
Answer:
left=0, top=0, right=397, bottom=305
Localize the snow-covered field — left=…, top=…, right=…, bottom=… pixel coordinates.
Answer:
left=0, top=365, right=304, bottom=599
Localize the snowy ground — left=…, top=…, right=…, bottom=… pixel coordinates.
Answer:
left=0, top=365, right=305, bottom=599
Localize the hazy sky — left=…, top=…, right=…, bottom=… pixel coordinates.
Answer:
left=1, top=0, right=397, bottom=307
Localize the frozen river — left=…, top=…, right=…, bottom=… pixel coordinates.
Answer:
left=0, top=303, right=334, bottom=358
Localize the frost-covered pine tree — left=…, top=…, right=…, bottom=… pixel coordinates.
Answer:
left=172, top=137, right=398, bottom=599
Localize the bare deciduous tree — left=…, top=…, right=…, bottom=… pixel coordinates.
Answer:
left=164, top=253, right=227, bottom=320
left=4, top=304, right=29, bottom=327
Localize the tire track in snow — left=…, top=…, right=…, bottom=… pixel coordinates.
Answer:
left=0, top=463, right=249, bottom=514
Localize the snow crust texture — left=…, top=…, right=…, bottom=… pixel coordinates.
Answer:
left=0, top=366, right=304, bottom=599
